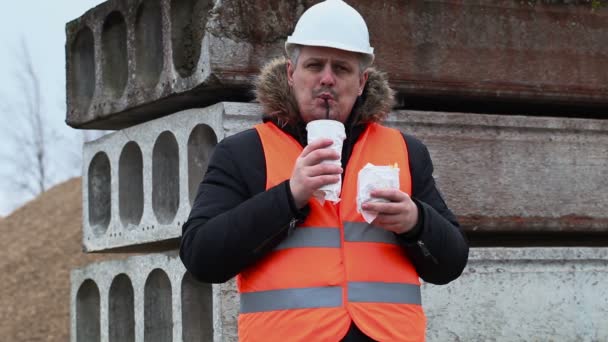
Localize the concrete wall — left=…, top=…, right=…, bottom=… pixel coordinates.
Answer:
left=70, top=252, right=238, bottom=342
left=71, top=248, right=608, bottom=341
left=425, top=247, right=608, bottom=341
left=81, top=102, right=258, bottom=252
left=387, top=111, right=608, bottom=237
left=82, top=103, right=608, bottom=252
left=65, top=0, right=608, bottom=129
left=68, top=1, right=608, bottom=341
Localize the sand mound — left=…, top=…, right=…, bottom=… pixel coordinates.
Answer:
left=0, top=178, right=129, bottom=341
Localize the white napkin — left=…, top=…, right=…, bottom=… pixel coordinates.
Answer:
left=356, top=163, right=400, bottom=223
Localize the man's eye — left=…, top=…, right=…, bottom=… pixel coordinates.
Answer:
left=334, top=65, right=349, bottom=73
left=307, top=63, right=322, bottom=69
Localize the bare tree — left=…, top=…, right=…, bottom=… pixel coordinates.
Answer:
left=0, top=39, right=50, bottom=197
left=54, top=93, right=111, bottom=179
left=0, top=39, right=111, bottom=214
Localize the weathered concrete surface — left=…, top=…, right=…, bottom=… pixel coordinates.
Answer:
left=71, top=248, right=608, bottom=341
left=66, top=0, right=608, bottom=129
left=423, top=247, right=608, bottom=341
left=82, top=103, right=237, bottom=252
left=82, top=103, right=607, bottom=251
left=81, top=102, right=260, bottom=252
left=65, top=0, right=301, bottom=129
left=367, top=0, right=608, bottom=109
left=386, top=111, right=608, bottom=237
left=70, top=251, right=238, bottom=342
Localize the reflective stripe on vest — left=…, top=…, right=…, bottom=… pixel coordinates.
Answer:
left=343, top=222, right=398, bottom=244
left=241, top=282, right=421, bottom=313
left=273, top=222, right=397, bottom=250
left=274, top=227, right=341, bottom=250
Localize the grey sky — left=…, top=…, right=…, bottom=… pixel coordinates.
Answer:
left=0, top=1, right=105, bottom=216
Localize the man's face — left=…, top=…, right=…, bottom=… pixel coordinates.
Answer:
left=287, top=46, right=368, bottom=123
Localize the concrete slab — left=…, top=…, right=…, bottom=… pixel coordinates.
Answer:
left=70, top=248, right=608, bottom=341
left=65, top=0, right=608, bottom=129
left=81, top=102, right=259, bottom=252
left=70, top=251, right=238, bottom=342
left=423, top=247, right=608, bottom=341
left=386, top=111, right=608, bottom=238
left=82, top=103, right=607, bottom=251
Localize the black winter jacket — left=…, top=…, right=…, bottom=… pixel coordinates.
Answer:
left=181, top=121, right=469, bottom=283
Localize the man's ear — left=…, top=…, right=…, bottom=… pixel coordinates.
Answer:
left=287, top=60, right=295, bottom=86
left=358, top=71, right=369, bottom=95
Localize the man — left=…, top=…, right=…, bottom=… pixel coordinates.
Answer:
left=180, top=0, right=468, bottom=341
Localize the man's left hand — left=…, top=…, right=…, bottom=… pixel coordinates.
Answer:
left=361, top=188, right=418, bottom=234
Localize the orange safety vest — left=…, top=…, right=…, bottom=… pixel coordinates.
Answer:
left=238, top=121, right=426, bottom=341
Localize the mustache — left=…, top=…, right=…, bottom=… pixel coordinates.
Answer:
left=312, top=88, right=338, bottom=99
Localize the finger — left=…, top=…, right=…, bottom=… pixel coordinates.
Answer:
left=371, top=214, right=398, bottom=226
left=304, top=148, right=341, bottom=166
left=305, top=163, right=343, bottom=177
left=309, top=174, right=341, bottom=188
left=362, top=201, right=404, bottom=215
left=373, top=212, right=403, bottom=224
left=301, top=138, right=334, bottom=158
left=370, top=188, right=408, bottom=202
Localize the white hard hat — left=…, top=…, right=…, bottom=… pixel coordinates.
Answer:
left=285, top=0, right=374, bottom=66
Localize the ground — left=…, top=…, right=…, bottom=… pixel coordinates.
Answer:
left=0, top=178, right=130, bottom=341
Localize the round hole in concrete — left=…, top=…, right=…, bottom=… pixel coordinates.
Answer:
left=102, top=11, right=128, bottom=99
left=135, top=0, right=163, bottom=88
left=170, top=0, right=213, bottom=78
left=70, top=26, right=95, bottom=113
left=88, top=152, right=111, bottom=236
left=152, top=131, right=179, bottom=224
left=187, top=124, right=217, bottom=206
left=119, top=141, right=144, bottom=229
left=144, top=269, right=173, bottom=342
left=76, top=279, right=100, bottom=342
left=182, top=272, right=212, bottom=341
left=109, top=274, right=134, bottom=342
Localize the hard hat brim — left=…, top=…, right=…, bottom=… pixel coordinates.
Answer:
left=285, top=39, right=374, bottom=66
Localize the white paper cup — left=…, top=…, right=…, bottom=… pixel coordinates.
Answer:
left=306, top=120, right=346, bottom=202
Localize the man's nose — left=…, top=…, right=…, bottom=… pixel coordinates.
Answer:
left=319, top=65, right=336, bottom=87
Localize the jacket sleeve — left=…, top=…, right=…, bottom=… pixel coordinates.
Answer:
left=179, top=130, right=307, bottom=283
left=396, top=134, right=469, bottom=285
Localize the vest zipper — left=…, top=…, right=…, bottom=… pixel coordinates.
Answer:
left=417, top=240, right=438, bottom=264
left=336, top=203, right=348, bottom=308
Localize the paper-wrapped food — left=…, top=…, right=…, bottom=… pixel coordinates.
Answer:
left=356, top=163, right=400, bottom=223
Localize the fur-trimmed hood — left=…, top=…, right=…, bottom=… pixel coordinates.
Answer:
left=254, top=57, right=395, bottom=126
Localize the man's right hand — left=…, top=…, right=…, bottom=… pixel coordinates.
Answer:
left=289, top=138, right=342, bottom=208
